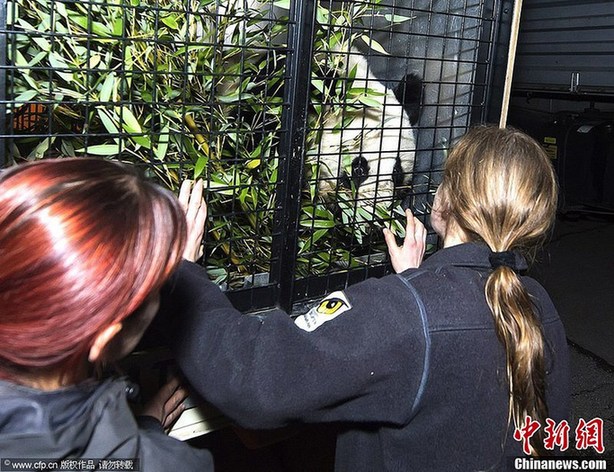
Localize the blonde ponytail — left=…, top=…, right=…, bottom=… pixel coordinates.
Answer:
left=486, top=265, right=548, bottom=455
left=438, top=125, right=558, bottom=456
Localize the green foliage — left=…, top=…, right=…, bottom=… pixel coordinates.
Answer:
left=6, top=0, right=410, bottom=288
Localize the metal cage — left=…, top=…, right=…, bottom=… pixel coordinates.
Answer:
left=0, top=0, right=513, bottom=313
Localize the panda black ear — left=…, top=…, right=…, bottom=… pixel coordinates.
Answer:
left=393, top=73, right=423, bottom=126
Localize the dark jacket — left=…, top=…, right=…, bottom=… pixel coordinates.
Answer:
left=0, top=377, right=213, bottom=471
left=161, top=242, right=570, bottom=471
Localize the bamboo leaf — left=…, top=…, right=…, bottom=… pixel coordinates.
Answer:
left=194, top=155, right=208, bottom=179
left=155, top=125, right=170, bottom=160
left=55, top=1, right=68, bottom=19
left=384, top=13, right=415, bottom=23
left=32, top=36, right=51, bottom=52
left=97, top=108, right=119, bottom=134
left=29, top=51, right=47, bottom=68
left=300, top=219, right=336, bottom=229
left=116, top=106, right=142, bottom=134
left=13, top=50, right=30, bottom=68
left=28, top=137, right=54, bottom=159
left=68, top=13, right=114, bottom=37
left=273, top=0, right=290, bottom=9
left=310, top=229, right=328, bottom=245
left=161, top=15, right=179, bottom=30
left=99, top=74, right=116, bottom=103
left=312, top=79, right=324, bottom=93
left=316, top=4, right=331, bottom=25
left=76, top=144, right=123, bottom=156
left=359, top=35, right=389, bottom=55
left=88, top=54, right=101, bottom=69
left=112, top=17, right=125, bottom=37
left=14, top=90, right=38, bottom=103
left=48, top=52, right=74, bottom=82
left=245, top=158, right=260, bottom=169
left=131, top=135, right=151, bottom=149
left=356, top=94, right=383, bottom=108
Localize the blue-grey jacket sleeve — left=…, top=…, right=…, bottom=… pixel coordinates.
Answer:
left=159, top=261, right=427, bottom=430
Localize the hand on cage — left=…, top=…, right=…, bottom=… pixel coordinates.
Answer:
left=140, top=375, right=188, bottom=431
left=383, top=209, right=427, bottom=274
left=179, top=179, right=207, bottom=263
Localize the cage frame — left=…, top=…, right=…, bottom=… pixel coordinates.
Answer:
left=0, top=0, right=518, bottom=314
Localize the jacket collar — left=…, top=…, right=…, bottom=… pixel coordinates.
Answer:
left=421, top=242, right=528, bottom=273
left=0, top=377, right=134, bottom=456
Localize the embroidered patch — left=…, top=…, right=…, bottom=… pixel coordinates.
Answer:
left=294, top=291, right=352, bottom=332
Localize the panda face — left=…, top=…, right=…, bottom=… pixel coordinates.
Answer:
left=312, top=47, right=420, bottom=205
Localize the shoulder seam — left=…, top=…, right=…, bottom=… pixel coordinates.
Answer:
left=395, top=272, right=431, bottom=417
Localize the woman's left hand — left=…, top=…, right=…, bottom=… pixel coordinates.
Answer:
left=141, top=375, right=188, bottom=430
left=383, top=209, right=427, bottom=273
left=178, top=179, right=207, bottom=262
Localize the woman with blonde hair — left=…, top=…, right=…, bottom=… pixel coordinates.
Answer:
left=161, top=125, right=570, bottom=471
left=0, top=158, right=212, bottom=470
left=427, top=124, right=562, bottom=457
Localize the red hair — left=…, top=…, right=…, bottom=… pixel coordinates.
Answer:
left=0, top=158, right=186, bottom=379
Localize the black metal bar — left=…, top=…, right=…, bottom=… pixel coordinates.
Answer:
left=269, top=0, right=316, bottom=312
left=512, top=87, right=614, bottom=103
left=470, top=0, right=497, bottom=125
left=226, top=285, right=278, bottom=314
left=292, top=265, right=389, bottom=310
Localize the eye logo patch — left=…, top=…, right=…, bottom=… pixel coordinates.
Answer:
left=317, top=298, right=349, bottom=316
left=295, top=291, right=352, bottom=332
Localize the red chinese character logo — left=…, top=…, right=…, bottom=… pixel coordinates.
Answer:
left=513, top=416, right=541, bottom=455
left=575, top=417, right=605, bottom=453
left=543, top=419, right=570, bottom=452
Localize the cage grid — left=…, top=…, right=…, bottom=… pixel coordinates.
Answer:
left=1, top=0, right=505, bottom=313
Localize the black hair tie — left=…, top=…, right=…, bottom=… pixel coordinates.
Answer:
left=489, top=251, right=518, bottom=272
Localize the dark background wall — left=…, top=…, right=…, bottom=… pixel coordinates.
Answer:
left=512, top=0, right=614, bottom=95
left=508, top=0, right=614, bottom=461
left=508, top=0, right=614, bottom=365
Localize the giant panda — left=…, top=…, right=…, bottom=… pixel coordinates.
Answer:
left=312, top=45, right=422, bottom=205
left=211, top=0, right=422, bottom=206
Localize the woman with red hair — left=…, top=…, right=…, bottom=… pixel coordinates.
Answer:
left=0, top=158, right=211, bottom=470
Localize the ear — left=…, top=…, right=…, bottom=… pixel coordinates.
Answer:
left=393, top=73, right=423, bottom=126
left=88, top=323, right=123, bottom=363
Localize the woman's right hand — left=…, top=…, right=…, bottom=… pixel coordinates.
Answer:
left=178, top=179, right=207, bottom=263
left=383, top=209, right=427, bottom=273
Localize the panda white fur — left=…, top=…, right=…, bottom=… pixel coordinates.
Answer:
left=314, top=46, right=420, bottom=205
